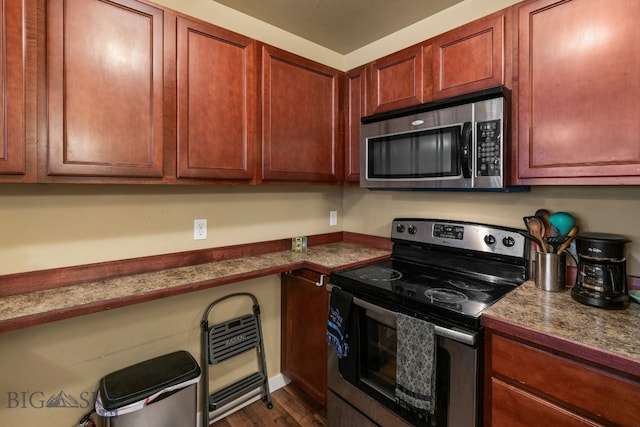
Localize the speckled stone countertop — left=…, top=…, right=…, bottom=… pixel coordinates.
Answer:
left=483, top=280, right=640, bottom=377
left=0, top=242, right=390, bottom=333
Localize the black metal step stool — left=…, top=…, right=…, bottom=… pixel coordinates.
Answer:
left=201, top=292, right=272, bottom=426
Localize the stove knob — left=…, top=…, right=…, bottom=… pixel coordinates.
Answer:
left=502, top=236, right=516, bottom=247
left=484, top=234, right=496, bottom=245
left=408, top=225, right=417, bottom=235
left=396, top=224, right=405, bottom=233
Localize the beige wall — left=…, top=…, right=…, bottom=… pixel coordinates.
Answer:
left=0, top=184, right=343, bottom=275
left=344, top=186, right=640, bottom=275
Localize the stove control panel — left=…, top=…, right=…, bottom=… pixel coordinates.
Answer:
left=392, top=218, right=527, bottom=258
left=433, top=224, right=464, bottom=240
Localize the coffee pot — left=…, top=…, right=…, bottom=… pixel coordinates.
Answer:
left=571, top=232, right=631, bottom=309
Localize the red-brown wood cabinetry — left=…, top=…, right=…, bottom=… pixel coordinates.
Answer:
left=261, top=45, right=342, bottom=183
left=485, top=330, right=640, bottom=426
left=47, top=0, right=165, bottom=178
left=367, top=43, right=432, bottom=114
left=344, top=66, right=366, bottom=183
left=176, top=17, right=257, bottom=181
left=432, top=10, right=508, bottom=100
left=0, top=0, right=35, bottom=179
left=281, top=270, right=328, bottom=406
left=516, top=0, right=640, bottom=184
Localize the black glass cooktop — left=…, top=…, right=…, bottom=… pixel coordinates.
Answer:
left=330, top=258, right=521, bottom=327
left=331, top=218, right=529, bottom=329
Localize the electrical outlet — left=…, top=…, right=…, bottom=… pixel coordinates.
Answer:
left=292, top=236, right=307, bottom=253
left=329, top=210, right=338, bottom=226
left=194, top=219, right=207, bottom=240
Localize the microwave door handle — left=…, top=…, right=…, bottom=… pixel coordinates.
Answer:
left=461, top=122, right=473, bottom=179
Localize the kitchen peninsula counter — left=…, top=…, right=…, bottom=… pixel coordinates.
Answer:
left=483, top=281, right=640, bottom=378
left=0, top=241, right=390, bottom=334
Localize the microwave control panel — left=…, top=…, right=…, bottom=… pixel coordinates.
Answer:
left=477, top=119, right=501, bottom=176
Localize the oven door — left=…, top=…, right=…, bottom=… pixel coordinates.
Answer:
left=327, top=285, right=479, bottom=427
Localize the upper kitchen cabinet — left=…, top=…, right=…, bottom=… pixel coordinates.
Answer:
left=367, top=43, right=432, bottom=115
left=516, top=0, right=640, bottom=185
left=0, top=0, right=35, bottom=180
left=176, top=17, right=257, bottom=181
left=261, top=45, right=342, bottom=183
left=47, top=0, right=164, bottom=179
left=344, top=66, right=366, bottom=183
left=432, top=10, right=509, bottom=100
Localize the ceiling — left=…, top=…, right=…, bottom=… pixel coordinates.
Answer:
left=212, top=0, right=464, bottom=54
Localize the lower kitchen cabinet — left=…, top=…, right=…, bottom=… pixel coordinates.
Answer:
left=281, top=270, right=328, bottom=406
left=484, top=330, right=640, bottom=426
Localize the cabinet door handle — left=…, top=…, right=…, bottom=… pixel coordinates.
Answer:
left=315, top=274, right=326, bottom=287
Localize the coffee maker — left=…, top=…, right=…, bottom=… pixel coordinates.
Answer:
left=571, top=232, right=631, bottom=309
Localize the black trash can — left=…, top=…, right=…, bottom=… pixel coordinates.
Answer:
left=97, top=350, right=201, bottom=427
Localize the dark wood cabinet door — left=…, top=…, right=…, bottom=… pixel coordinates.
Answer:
left=516, top=0, right=640, bottom=184
left=176, top=17, right=257, bottom=181
left=47, top=0, right=164, bottom=178
left=281, top=271, right=328, bottom=406
left=432, top=10, right=506, bottom=100
left=367, top=43, right=432, bottom=114
left=490, top=379, right=601, bottom=427
left=261, top=45, right=341, bottom=183
left=485, top=331, right=640, bottom=426
left=344, top=66, right=366, bottom=183
left=0, top=0, right=28, bottom=176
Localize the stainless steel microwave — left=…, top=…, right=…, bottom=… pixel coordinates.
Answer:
left=361, top=87, right=524, bottom=191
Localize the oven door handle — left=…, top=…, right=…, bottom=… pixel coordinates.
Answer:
left=327, top=283, right=476, bottom=346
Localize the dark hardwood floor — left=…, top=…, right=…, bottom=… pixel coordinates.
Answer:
left=212, top=383, right=327, bottom=426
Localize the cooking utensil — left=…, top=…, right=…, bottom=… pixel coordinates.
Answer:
left=549, top=212, right=575, bottom=236
left=556, top=226, right=578, bottom=254
left=535, top=209, right=552, bottom=238
left=547, top=235, right=569, bottom=254
left=523, top=215, right=547, bottom=237
left=526, top=216, right=548, bottom=253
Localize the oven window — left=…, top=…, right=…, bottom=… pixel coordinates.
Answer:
left=360, top=316, right=397, bottom=401
left=366, top=126, right=460, bottom=179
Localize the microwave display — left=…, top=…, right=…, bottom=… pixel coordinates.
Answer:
left=366, top=125, right=460, bottom=179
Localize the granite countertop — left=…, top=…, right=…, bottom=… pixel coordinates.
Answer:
left=0, top=242, right=390, bottom=333
left=483, top=280, right=640, bottom=377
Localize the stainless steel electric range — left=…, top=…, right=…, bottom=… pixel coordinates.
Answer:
left=328, top=218, right=529, bottom=427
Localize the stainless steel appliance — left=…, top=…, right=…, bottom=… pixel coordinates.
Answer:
left=328, top=218, right=529, bottom=426
left=572, top=232, right=631, bottom=309
left=360, top=87, right=526, bottom=191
